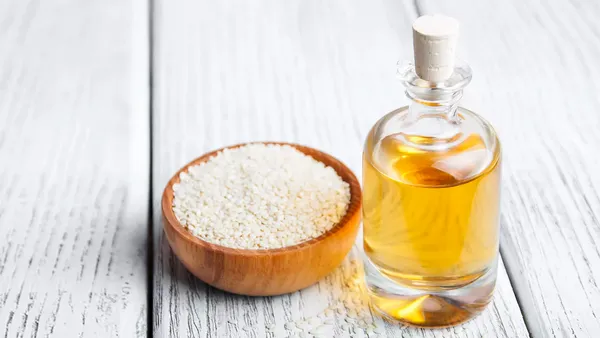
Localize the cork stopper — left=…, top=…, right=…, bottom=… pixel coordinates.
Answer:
left=412, top=15, right=459, bottom=82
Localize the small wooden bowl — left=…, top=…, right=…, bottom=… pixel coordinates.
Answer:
left=162, top=142, right=362, bottom=296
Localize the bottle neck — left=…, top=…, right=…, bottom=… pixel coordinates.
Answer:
left=394, top=61, right=472, bottom=146
left=398, top=60, right=471, bottom=120
left=406, top=88, right=463, bottom=123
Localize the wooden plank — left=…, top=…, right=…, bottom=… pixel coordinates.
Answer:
left=153, top=1, right=529, bottom=337
left=419, top=0, right=600, bottom=337
left=0, top=0, right=149, bottom=337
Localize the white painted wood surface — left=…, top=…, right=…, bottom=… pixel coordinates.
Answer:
left=2, top=0, right=598, bottom=336
left=0, top=0, right=149, bottom=337
left=419, top=1, right=600, bottom=337
left=152, top=1, right=528, bottom=337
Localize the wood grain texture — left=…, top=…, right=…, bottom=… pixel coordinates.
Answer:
left=418, top=1, right=600, bottom=337
left=0, top=0, right=149, bottom=337
left=152, top=1, right=528, bottom=337
left=161, top=142, right=362, bottom=296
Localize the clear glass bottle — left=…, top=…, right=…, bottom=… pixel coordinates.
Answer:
left=362, top=16, right=501, bottom=328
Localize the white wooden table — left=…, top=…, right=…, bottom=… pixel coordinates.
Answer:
left=1, top=0, right=599, bottom=337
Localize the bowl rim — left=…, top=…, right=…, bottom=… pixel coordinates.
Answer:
left=161, top=141, right=362, bottom=256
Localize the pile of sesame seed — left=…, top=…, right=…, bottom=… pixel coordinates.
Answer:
left=172, top=143, right=351, bottom=249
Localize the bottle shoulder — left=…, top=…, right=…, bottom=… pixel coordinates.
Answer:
left=364, top=106, right=501, bottom=187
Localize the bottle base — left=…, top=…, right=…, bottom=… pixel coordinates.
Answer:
left=364, top=257, right=497, bottom=328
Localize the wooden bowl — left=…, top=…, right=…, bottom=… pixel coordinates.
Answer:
left=162, top=142, right=362, bottom=296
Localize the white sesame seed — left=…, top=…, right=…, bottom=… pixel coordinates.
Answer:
left=309, top=325, right=331, bottom=335
left=307, top=317, right=320, bottom=326
left=297, top=322, right=312, bottom=331
left=172, top=144, right=351, bottom=249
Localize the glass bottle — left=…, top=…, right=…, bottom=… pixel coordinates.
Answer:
left=362, top=15, right=501, bottom=327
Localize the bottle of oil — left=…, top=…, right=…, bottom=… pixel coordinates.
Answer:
left=362, top=15, right=501, bottom=327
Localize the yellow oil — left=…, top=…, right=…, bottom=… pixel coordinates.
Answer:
left=363, top=129, right=501, bottom=326
left=370, top=293, right=487, bottom=328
